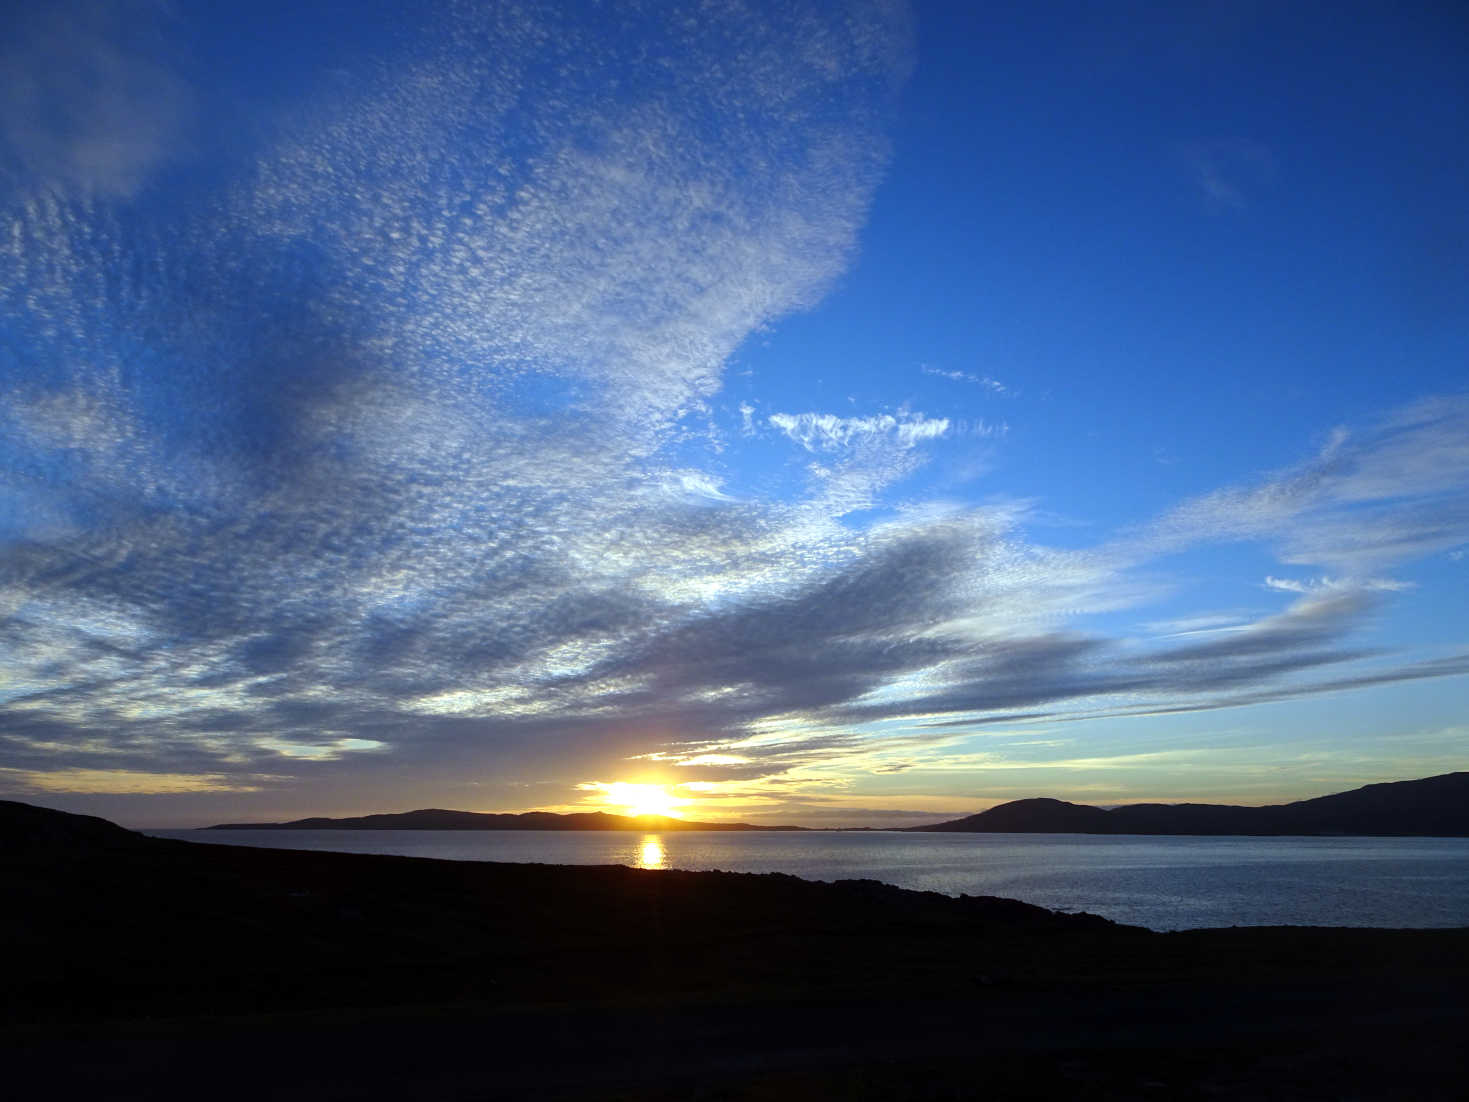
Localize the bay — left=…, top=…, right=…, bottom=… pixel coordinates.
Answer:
left=147, top=828, right=1469, bottom=931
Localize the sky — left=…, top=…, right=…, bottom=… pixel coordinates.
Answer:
left=1, top=0, right=1466, bottom=829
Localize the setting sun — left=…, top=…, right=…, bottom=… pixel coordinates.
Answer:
left=601, top=782, right=688, bottom=819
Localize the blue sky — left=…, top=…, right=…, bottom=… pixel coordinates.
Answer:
left=1, top=0, right=1465, bottom=827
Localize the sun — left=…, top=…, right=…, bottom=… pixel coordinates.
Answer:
left=602, top=782, right=688, bottom=819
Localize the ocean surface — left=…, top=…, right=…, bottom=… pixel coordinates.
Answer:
left=146, top=828, right=1469, bottom=932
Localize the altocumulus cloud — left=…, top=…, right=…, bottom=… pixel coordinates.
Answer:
left=2, top=1, right=1468, bottom=817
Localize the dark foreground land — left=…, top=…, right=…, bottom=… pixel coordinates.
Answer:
left=5, top=800, right=1467, bottom=1100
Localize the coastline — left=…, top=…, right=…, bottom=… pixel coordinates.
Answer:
left=152, top=825, right=1469, bottom=931
left=6, top=802, right=1468, bottom=1098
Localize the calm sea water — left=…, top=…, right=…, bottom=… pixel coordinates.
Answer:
left=146, top=828, right=1469, bottom=932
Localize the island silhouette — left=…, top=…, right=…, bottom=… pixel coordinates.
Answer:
left=909, top=771, right=1469, bottom=836
left=207, top=808, right=805, bottom=831
left=208, top=771, right=1469, bottom=836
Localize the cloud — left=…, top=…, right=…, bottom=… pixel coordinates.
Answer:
left=0, top=0, right=924, bottom=796
left=231, top=1, right=912, bottom=436
left=0, top=767, right=272, bottom=794
left=1147, top=588, right=1374, bottom=667
left=1134, top=397, right=1469, bottom=573
left=2, top=2, right=1467, bottom=819
left=1181, top=138, right=1274, bottom=211
left=921, top=366, right=1007, bottom=393
left=1142, top=613, right=1251, bottom=637
left=6, top=381, right=1468, bottom=810
left=0, top=0, right=190, bottom=198
left=1264, top=575, right=1414, bottom=594
left=768, top=410, right=951, bottom=451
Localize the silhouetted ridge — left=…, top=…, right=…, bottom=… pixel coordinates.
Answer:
left=207, top=773, right=1469, bottom=834
left=912, top=772, right=1469, bottom=835
left=937, top=798, right=1114, bottom=833
left=207, top=808, right=804, bottom=831
left=0, top=799, right=148, bottom=851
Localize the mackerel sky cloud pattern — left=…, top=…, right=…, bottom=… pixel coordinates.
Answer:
left=2, top=1, right=1466, bottom=825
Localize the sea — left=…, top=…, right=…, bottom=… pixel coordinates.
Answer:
left=145, top=828, right=1469, bottom=932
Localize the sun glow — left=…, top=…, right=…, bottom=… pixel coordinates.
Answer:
left=599, top=782, right=689, bottom=818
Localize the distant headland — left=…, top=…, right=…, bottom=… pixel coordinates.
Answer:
left=907, top=772, right=1469, bottom=837
left=206, top=808, right=807, bottom=831
left=207, top=772, right=1469, bottom=836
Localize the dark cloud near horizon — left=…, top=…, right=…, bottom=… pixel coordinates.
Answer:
left=1, top=481, right=1456, bottom=801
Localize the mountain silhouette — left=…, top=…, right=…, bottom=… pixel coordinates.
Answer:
left=209, top=772, right=1469, bottom=834
left=207, top=808, right=804, bottom=831
left=912, top=772, right=1469, bottom=835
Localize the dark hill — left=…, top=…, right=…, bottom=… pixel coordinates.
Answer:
left=930, top=797, right=1114, bottom=833
left=207, top=808, right=804, bottom=831
left=0, top=799, right=149, bottom=850
left=1270, top=772, right=1469, bottom=835
left=912, top=772, right=1469, bottom=835
left=6, top=799, right=1469, bottom=1100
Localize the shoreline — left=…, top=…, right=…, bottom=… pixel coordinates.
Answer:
left=7, top=801, right=1468, bottom=1098
left=146, top=824, right=1469, bottom=932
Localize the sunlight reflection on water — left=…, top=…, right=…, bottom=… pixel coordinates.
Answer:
left=636, top=836, right=665, bottom=869
left=152, top=829, right=1469, bottom=930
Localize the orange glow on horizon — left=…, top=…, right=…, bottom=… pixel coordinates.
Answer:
left=597, top=781, right=689, bottom=818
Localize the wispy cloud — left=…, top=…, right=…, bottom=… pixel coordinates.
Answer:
left=1181, top=138, right=1274, bottom=211
left=1263, top=575, right=1413, bottom=594
left=769, top=410, right=951, bottom=451
left=921, top=365, right=1008, bottom=393
left=738, top=402, right=757, bottom=436
left=0, top=0, right=190, bottom=198
left=1134, top=398, right=1469, bottom=572
left=0, top=767, right=273, bottom=795
left=1142, top=613, right=1252, bottom=637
